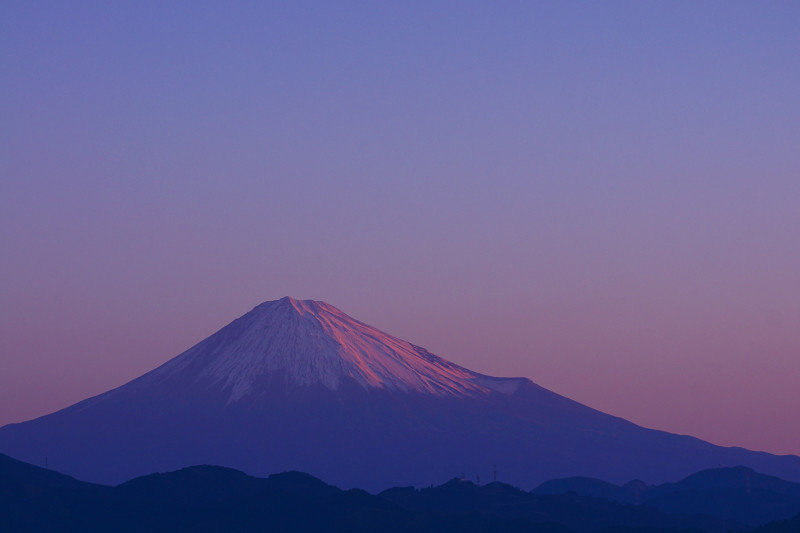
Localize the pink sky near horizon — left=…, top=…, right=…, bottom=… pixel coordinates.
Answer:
left=2, top=2, right=799, bottom=456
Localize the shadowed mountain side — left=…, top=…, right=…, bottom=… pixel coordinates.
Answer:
left=5, top=376, right=800, bottom=492
left=1, top=298, right=799, bottom=491
left=750, top=513, right=800, bottom=533
left=0, top=453, right=98, bottom=501
left=533, top=466, right=800, bottom=527
left=534, top=476, right=640, bottom=504
left=381, top=478, right=736, bottom=533
left=0, top=455, right=570, bottom=533
left=3, top=453, right=799, bottom=533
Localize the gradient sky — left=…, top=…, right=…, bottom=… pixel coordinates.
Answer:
left=2, top=2, right=799, bottom=456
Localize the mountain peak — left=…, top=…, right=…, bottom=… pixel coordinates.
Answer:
left=146, top=297, right=527, bottom=402
left=266, top=296, right=318, bottom=312
left=4, top=298, right=800, bottom=490
left=252, top=296, right=324, bottom=317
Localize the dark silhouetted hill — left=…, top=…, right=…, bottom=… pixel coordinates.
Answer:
left=0, top=453, right=97, bottom=501
left=533, top=466, right=800, bottom=527
left=0, top=454, right=566, bottom=533
left=4, top=452, right=800, bottom=532
left=749, top=512, right=800, bottom=533
left=381, top=477, right=729, bottom=533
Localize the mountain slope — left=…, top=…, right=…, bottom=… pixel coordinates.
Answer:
left=0, top=297, right=799, bottom=491
left=137, top=297, right=524, bottom=400
left=8, top=452, right=795, bottom=533
left=380, top=477, right=733, bottom=533
left=5, top=450, right=799, bottom=532
left=534, top=467, right=800, bottom=527
left=0, top=453, right=97, bottom=501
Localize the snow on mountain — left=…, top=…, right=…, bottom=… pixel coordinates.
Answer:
left=143, top=297, right=525, bottom=402
left=1, top=296, right=799, bottom=491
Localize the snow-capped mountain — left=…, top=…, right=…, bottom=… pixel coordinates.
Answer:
left=145, top=297, right=524, bottom=401
left=0, top=297, right=798, bottom=491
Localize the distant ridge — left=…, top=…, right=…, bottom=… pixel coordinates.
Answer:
left=0, top=452, right=96, bottom=501
left=1, top=297, right=799, bottom=490
left=534, top=466, right=800, bottom=527
left=4, top=452, right=800, bottom=532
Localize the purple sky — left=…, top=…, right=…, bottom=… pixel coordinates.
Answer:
left=2, top=2, right=799, bottom=456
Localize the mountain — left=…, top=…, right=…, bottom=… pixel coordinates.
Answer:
left=751, top=513, right=800, bottom=533
left=643, top=467, right=800, bottom=527
left=533, top=466, right=800, bottom=527
left=535, top=476, right=641, bottom=504
left=0, top=452, right=569, bottom=533
left=380, top=477, right=732, bottom=533
left=1, top=297, right=799, bottom=491
left=0, top=452, right=97, bottom=501
left=3, top=451, right=784, bottom=533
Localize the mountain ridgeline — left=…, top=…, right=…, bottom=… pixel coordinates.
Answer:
left=2, top=453, right=800, bottom=533
left=0, top=297, right=798, bottom=491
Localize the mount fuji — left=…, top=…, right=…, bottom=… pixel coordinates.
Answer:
left=1, top=297, right=798, bottom=491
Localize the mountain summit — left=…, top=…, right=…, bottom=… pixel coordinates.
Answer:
left=1, top=297, right=799, bottom=490
left=147, top=297, right=524, bottom=401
